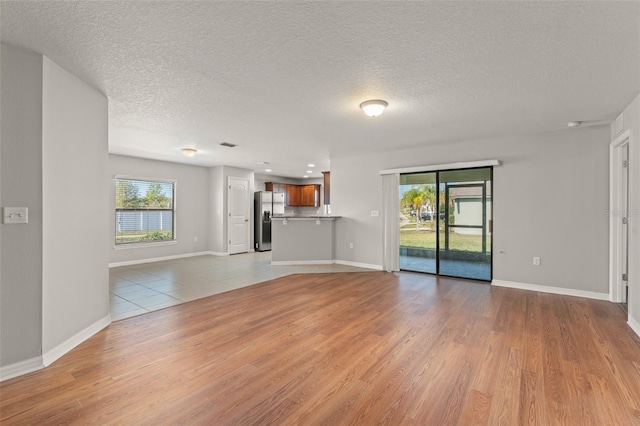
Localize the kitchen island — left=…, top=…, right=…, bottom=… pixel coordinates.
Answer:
left=271, top=216, right=341, bottom=264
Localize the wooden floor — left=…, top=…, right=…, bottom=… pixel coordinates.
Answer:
left=2, top=272, right=640, bottom=425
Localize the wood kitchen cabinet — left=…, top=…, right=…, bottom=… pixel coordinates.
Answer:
left=265, top=182, right=286, bottom=193
left=286, top=185, right=301, bottom=206
left=266, top=182, right=321, bottom=207
left=301, top=184, right=321, bottom=207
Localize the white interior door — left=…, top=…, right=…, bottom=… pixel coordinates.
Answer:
left=228, top=177, right=250, bottom=255
left=622, top=144, right=629, bottom=304
left=610, top=132, right=630, bottom=305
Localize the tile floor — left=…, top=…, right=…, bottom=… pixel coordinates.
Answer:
left=110, top=251, right=373, bottom=321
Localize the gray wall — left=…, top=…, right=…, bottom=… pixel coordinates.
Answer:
left=0, top=44, right=44, bottom=366
left=613, top=93, right=640, bottom=327
left=332, top=127, right=611, bottom=293
left=208, top=166, right=225, bottom=253
left=41, top=56, right=110, bottom=354
left=109, top=154, right=210, bottom=264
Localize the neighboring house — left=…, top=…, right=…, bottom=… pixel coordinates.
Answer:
left=448, top=186, right=492, bottom=236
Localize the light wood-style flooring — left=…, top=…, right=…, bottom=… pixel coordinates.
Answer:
left=2, top=271, right=640, bottom=425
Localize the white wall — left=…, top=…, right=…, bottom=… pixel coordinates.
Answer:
left=109, top=154, right=210, bottom=264
left=0, top=44, right=43, bottom=367
left=332, top=127, right=611, bottom=293
left=612, top=93, right=640, bottom=332
left=41, top=56, right=110, bottom=356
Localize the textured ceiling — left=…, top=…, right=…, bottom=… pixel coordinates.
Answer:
left=2, top=1, right=639, bottom=177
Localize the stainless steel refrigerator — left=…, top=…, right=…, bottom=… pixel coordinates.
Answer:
left=254, top=191, right=284, bottom=251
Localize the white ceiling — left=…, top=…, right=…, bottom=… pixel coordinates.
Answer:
left=2, top=1, right=639, bottom=178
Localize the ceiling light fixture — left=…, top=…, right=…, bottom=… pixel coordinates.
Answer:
left=308, top=163, right=315, bottom=167
left=306, top=170, right=312, bottom=173
left=303, top=175, right=309, bottom=178
left=360, top=99, right=388, bottom=117
left=182, top=148, right=197, bottom=157
left=567, top=121, right=582, bottom=128
left=265, top=169, right=272, bottom=172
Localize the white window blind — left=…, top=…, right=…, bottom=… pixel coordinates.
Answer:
left=115, top=177, right=175, bottom=245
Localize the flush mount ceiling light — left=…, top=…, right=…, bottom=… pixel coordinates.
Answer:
left=567, top=121, right=583, bottom=128
left=182, top=148, right=197, bottom=157
left=308, top=163, right=315, bottom=167
left=360, top=99, right=388, bottom=117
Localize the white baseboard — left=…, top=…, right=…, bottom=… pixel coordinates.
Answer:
left=334, top=260, right=383, bottom=271
left=0, top=356, right=44, bottom=382
left=271, top=260, right=334, bottom=266
left=491, top=280, right=609, bottom=301
left=628, top=316, right=640, bottom=339
left=109, top=251, right=219, bottom=268
left=42, top=315, right=111, bottom=367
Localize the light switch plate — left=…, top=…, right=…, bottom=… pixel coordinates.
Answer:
left=3, top=207, right=28, bottom=224
left=371, top=210, right=380, bottom=217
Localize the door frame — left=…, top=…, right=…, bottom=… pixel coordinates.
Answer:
left=227, top=176, right=251, bottom=255
left=609, top=129, right=630, bottom=303
left=399, top=166, right=493, bottom=282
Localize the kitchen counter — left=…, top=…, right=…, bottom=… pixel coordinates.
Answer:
left=271, top=216, right=340, bottom=264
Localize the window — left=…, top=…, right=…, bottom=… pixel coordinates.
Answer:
left=115, top=177, right=175, bottom=245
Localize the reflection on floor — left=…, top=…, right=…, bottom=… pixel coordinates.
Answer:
left=400, top=254, right=491, bottom=281
left=110, top=251, right=374, bottom=321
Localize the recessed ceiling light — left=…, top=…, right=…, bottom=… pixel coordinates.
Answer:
left=265, top=169, right=272, bottom=172
left=567, top=121, right=582, bottom=128
left=308, top=164, right=315, bottom=167
left=360, top=99, right=388, bottom=117
left=303, top=175, right=309, bottom=178
left=306, top=170, right=313, bottom=173
left=182, top=148, right=197, bottom=157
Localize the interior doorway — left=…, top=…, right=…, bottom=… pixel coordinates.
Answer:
left=399, top=167, right=492, bottom=281
left=610, top=131, right=630, bottom=312
left=228, top=177, right=250, bottom=255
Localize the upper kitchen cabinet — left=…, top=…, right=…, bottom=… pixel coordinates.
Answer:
left=266, top=182, right=321, bottom=207
left=286, top=185, right=302, bottom=206
left=265, top=182, right=286, bottom=193
left=301, top=184, right=321, bottom=207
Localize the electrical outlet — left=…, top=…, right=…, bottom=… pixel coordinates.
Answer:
left=371, top=210, right=379, bottom=217
left=533, top=257, right=541, bottom=266
left=349, top=242, right=354, bottom=249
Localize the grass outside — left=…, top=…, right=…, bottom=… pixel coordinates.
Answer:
left=400, top=229, right=491, bottom=252
left=116, top=230, right=173, bottom=244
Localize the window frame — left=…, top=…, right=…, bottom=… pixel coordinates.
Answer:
left=114, top=175, right=177, bottom=249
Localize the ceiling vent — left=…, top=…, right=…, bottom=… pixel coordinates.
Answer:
left=219, top=142, right=237, bottom=148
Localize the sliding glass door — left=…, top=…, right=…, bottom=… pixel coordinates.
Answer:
left=399, top=172, right=438, bottom=274
left=399, top=167, right=492, bottom=281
